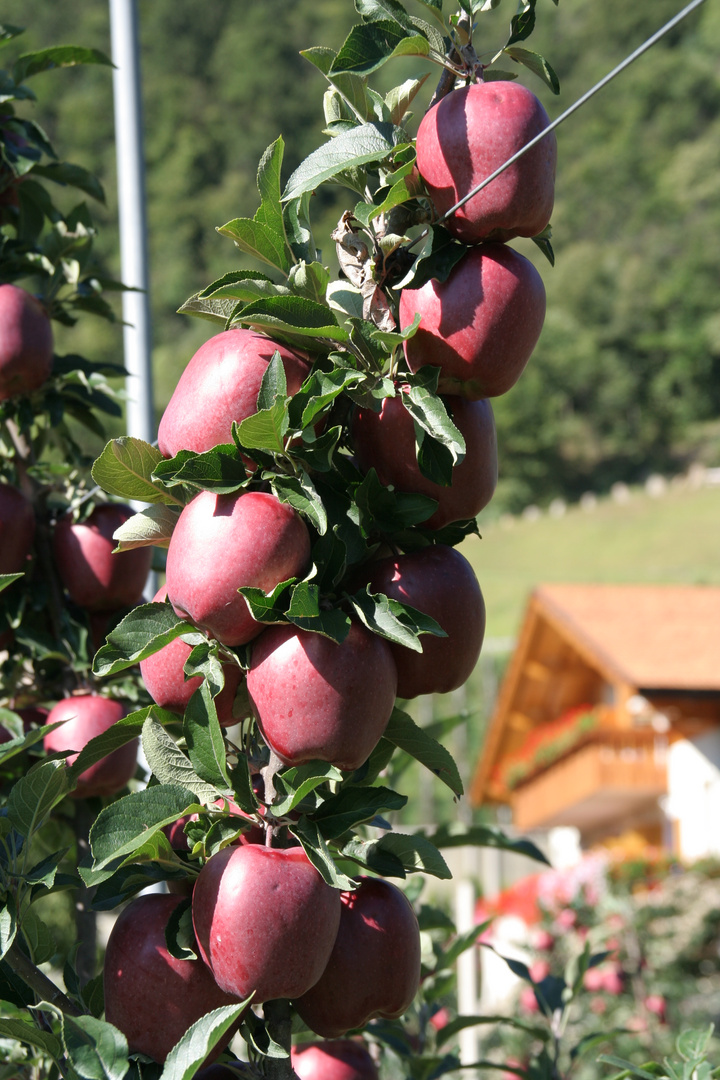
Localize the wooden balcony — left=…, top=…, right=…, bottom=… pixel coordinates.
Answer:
left=511, top=733, right=668, bottom=833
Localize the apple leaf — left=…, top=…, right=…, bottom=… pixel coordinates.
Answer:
left=255, top=136, right=289, bottom=247
left=329, top=22, right=430, bottom=77
left=198, top=269, right=292, bottom=303
left=290, top=817, right=357, bottom=890
left=285, top=581, right=352, bottom=641
left=233, top=295, right=350, bottom=348
left=384, top=708, right=464, bottom=796
left=164, top=897, right=197, bottom=961
left=0, top=902, right=16, bottom=962
left=348, top=831, right=451, bottom=879
left=91, top=863, right=190, bottom=912
left=59, top=1013, right=129, bottom=1080
left=313, top=784, right=408, bottom=839
left=288, top=367, right=364, bottom=430
left=241, top=1010, right=289, bottom=1060
left=6, top=761, right=72, bottom=838
left=13, top=44, right=112, bottom=82
left=354, top=467, right=438, bottom=531
left=0, top=1017, right=62, bottom=1060
left=92, top=437, right=184, bottom=506
left=92, top=602, right=202, bottom=677
left=152, top=444, right=248, bottom=494
left=340, top=834, right=406, bottom=877
left=183, top=681, right=232, bottom=791
left=401, top=380, right=466, bottom=465
left=237, top=577, right=297, bottom=624
left=289, top=260, right=331, bottom=304
left=236, top=399, right=289, bottom=455
left=284, top=191, right=317, bottom=264
left=142, top=716, right=225, bottom=804
left=89, top=784, right=202, bottom=871
left=428, top=821, right=550, bottom=865
left=0, top=720, right=65, bottom=767
left=504, top=46, right=560, bottom=94
left=283, top=122, right=408, bottom=202
left=271, top=472, right=329, bottom=536
left=301, top=47, right=371, bottom=123
left=291, top=424, right=343, bottom=474
left=0, top=572, right=23, bottom=594
left=65, top=707, right=161, bottom=787
left=272, top=761, right=344, bottom=817
left=349, top=587, right=446, bottom=652
left=160, top=1003, right=250, bottom=1080
left=217, top=216, right=291, bottom=276
left=112, top=503, right=181, bottom=551
left=385, top=74, right=431, bottom=125
left=176, top=291, right=241, bottom=324
left=395, top=225, right=468, bottom=292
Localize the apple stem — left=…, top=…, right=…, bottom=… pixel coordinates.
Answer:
left=5, top=938, right=81, bottom=1017
left=263, top=998, right=297, bottom=1080
left=74, top=799, right=98, bottom=987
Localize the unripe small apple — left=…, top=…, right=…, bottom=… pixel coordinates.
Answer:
left=52, top=504, right=152, bottom=613
left=247, top=620, right=397, bottom=771
left=294, top=876, right=421, bottom=1037
left=352, top=394, right=497, bottom=529
left=192, top=844, right=342, bottom=1002
left=165, top=489, right=311, bottom=647
left=292, top=1041, right=379, bottom=1080
left=0, top=284, right=54, bottom=400
left=361, top=545, right=485, bottom=698
left=416, top=81, right=556, bottom=244
left=104, top=893, right=243, bottom=1064
left=158, top=328, right=311, bottom=459
left=0, top=482, right=35, bottom=574
left=399, top=243, right=546, bottom=399
left=139, top=587, right=244, bottom=724
left=43, top=694, right=137, bottom=798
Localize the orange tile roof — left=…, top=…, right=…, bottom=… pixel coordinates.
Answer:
left=535, top=583, right=720, bottom=691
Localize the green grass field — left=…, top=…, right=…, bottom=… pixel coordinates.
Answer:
left=459, top=481, right=720, bottom=642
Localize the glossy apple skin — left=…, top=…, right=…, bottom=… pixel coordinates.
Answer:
left=165, top=489, right=311, bottom=647
left=294, top=876, right=421, bottom=1037
left=416, top=81, right=556, bottom=244
left=400, top=243, right=546, bottom=400
left=0, top=482, right=35, bottom=573
left=43, top=694, right=137, bottom=798
left=52, top=504, right=152, bottom=613
left=247, top=620, right=397, bottom=771
left=292, top=1041, right=379, bottom=1080
left=362, top=545, right=485, bottom=698
left=352, top=394, right=497, bottom=529
left=158, top=328, right=310, bottom=458
left=104, top=893, right=243, bottom=1064
left=0, top=284, right=54, bottom=400
left=140, top=587, right=244, bottom=725
left=192, top=844, right=342, bottom=1002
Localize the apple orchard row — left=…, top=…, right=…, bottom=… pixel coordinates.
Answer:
left=0, top=78, right=556, bottom=1064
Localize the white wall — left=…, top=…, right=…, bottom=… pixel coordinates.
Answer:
left=666, top=731, right=720, bottom=860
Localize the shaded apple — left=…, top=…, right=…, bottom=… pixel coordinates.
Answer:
left=140, top=587, right=244, bottom=725
left=352, top=393, right=497, bottom=529
left=0, top=283, right=54, bottom=401
left=294, top=876, right=421, bottom=1037
left=192, top=844, right=341, bottom=1002
left=416, top=81, right=556, bottom=244
left=292, top=1041, right=379, bottom=1080
left=43, top=694, right=137, bottom=798
left=104, top=893, right=243, bottom=1064
left=361, top=545, right=485, bottom=698
left=0, top=481, right=35, bottom=574
left=247, top=619, right=397, bottom=771
left=399, top=243, right=546, bottom=400
left=158, top=328, right=311, bottom=459
left=52, top=503, right=152, bottom=613
left=165, top=489, right=311, bottom=647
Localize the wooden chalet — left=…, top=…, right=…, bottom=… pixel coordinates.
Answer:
left=470, top=584, right=720, bottom=854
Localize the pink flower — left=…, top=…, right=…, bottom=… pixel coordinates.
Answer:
left=519, top=986, right=539, bottom=1014
left=430, top=1007, right=451, bottom=1031
left=645, top=994, right=667, bottom=1022
left=583, top=967, right=605, bottom=992
left=533, top=929, right=555, bottom=951
left=555, top=908, right=577, bottom=931
left=602, top=966, right=624, bottom=995
left=530, top=959, right=550, bottom=983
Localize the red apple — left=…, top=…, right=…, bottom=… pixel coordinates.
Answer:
left=104, top=893, right=243, bottom=1064
left=399, top=242, right=546, bottom=399
left=52, top=503, right=152, bottom=613
left=352, top=394, right=497, bottom=529
left=0, top=482, right=35, bottom=574
left=158, top=328, right=311, bottom=459
left=247, top=620, right=397, bottom=771
left=415, top=81, right=556, bottom=244
left=361, top=545, right=485, bottom=698
left=43, top=694, right=137, bottom=798
left=165, top=489, right=311, bottom=647
left=293, top=876, right=421, bottom=1037
left=0, top=284, right=54, bottom=400
left=191, top=844, right=342, bottom=1002
left=140, top=587, right=244, bottom=725
left=292, top=1041, right=379, bottom=1080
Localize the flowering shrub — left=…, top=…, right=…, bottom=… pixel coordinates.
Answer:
left=494, top=705, right=600, bottom=790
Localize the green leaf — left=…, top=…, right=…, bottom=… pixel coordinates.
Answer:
left=164, top=898, right=197, bottom=961
left=31, top=161, right=105, bottom=202
left=0, top=572, right=23, bottom=594
left=428, top=822, right=550, bottom=864
left=66, top=709, right=151, bottom=788
left=13, top=44, right=112, bottom=82
left=112, top=503, right=181, bottom=551
left=395, top=225, right=467, bottom=291
left=349, top=588, right=446, bottom=653
left=236, top=399, right=288, bottom=454
left=401, top=381, right=466, bottom=465
left=0, top=902, right=17, bottom=961
left=236, top=577, right=296, bottom=624
left=183, top=682, right=231, bottom=791
left=597, top=1057, right=664, bottom=1080
left=344, top=831, right=450, bottom=878
left=0, top=1017, right=61, bottom=1059
left=142, top=716, right=223, bottom=804
left=217, top=217, right=291, bottom=275
left=355, top=467, right=438, bottom=530
left=290, top=817, right=357, bottom=890
left=677, top=1027, right=715, bottom=1062
left=384, top=708, right=463, bottom=796
left=330, top=22, right=430, bottom=77
left=160, top=1004, right=249, bottom=1080
left=439, top=924, right=493, bottom=971
left=271, top=472, right=329, bottom=536
left=255, top=137, right=288, bottom=243
left=272, top=761, right=344, bottom=817
left=300, top=47, right=371, bottom=123
left=504, top=46, right=560, bottom=94
left=89, top=784, right=201, bottom=870
left=234, top=295, right=349, bottom=344
left=152, top=444, right=248, bottom=494
left=385, top=74, right=431, bottom=125
left=92, top=437, right=183, bottom=506
left=7, top=761, right=71, bottom=837
left=283, top=192, right=317, bottom=264
left=92, top=603, right=199, bottom=677
left=506, top=5, right=535, bottom=46
left=288, top=368, right=363, bottom=429
left=289, top=260, right=331, bottom=304
left=353, top=169, right=418, bottom=230
left=285, top=581, right=351, bottom=641
left=177, top=292, right=242, bottom=324
left=436, top=1014, right=547, bottom=1051
left=314, top=785, right=407, bottom=839
left=59, top=1013, right=129, bottom=1080
left=355, top=0, right=418, bottom=32
left=283, top=122, right=407, bottom=202
left=242, top=1010, right=290, bottom=1060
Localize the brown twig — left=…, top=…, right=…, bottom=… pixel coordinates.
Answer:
left=5, top=938, right=80, bottom=1017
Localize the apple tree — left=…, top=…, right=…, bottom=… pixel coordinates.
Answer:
left=0, top=2, right=565, bottom=1077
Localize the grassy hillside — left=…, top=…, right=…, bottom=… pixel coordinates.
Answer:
left=461, top=481, right=720, bottom=641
